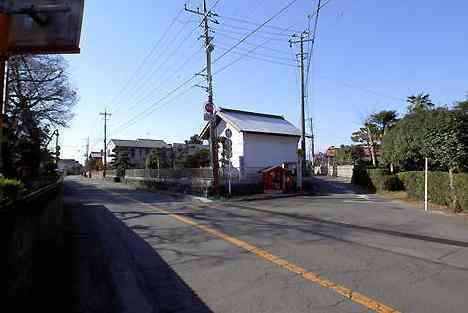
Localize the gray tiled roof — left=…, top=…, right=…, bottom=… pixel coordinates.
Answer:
left=110, top=139, right=170, bottom=149
left=217, top=108, right=301, bottom=137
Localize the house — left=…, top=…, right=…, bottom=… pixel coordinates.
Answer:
left=108, top=139, right=171, bottom=168
left=172, top=143, right=209, bottom=157
left=58, top=159, right=83, bottom=175
left=200, top=108, right=301, bottom=181
left=89, top=151, right=103, bottom=162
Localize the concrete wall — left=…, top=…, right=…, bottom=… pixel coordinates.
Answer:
left=323, top=164, right=354, bottom=181
left=0, top=182, right=64, bottom=304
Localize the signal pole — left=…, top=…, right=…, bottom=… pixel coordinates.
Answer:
left=100, top=109, right=111, bottom=178
left=185, top=0, right=220, bottom=193
left=290, top=31, right=313, bottom=178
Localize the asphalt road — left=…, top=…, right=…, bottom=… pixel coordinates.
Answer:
left=64, top=176, right=468, bottom=313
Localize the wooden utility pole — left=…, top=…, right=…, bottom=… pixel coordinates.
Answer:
left=100, top=109, right=111, bottom=178
left=290, top=31, right=312, bottom=178
left=85, top=137, right=89, bottom=166
left=0, top=11, right=10, bottom=176
left=185, top=0, right=220, bottom=193
left=309, top=117, right=315, bottom=172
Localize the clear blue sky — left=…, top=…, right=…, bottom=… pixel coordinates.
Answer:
left=61, top=0, right=468, bottom=162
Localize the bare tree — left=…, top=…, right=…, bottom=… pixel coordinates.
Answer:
left=4, top=55, right=77, bottom=178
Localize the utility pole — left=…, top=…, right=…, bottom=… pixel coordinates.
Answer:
left=0, top=11, right=10, bottom=176
left=185, top=0, right=220, bottom=194
left=85, top=137, right=89, bottom=166
left=290, top=31, right=312, bottom=178
left=309, top=117, right=315, bottom=174
left=100, top=109, right=111, bottom=178
left=55, top=129, right=60, bottom=164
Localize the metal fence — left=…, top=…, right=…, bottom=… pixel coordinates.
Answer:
left=124, top=167, right=264, bottom=184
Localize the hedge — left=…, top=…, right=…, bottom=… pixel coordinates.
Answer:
left=397, top=171, right=467, bottom=211
left=0, top=179, right=25, bottom=204
left=352, top=168, right=467, bottom=211
left=352, top=168, right=402, bottom=193
left=454, top=174, right=468, bottom=212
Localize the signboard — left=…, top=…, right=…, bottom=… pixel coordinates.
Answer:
left=223, top=138, right=232, bottom=159
left=204, top=101, right=214, bottom=113
left=3, top=0, right=84, bottom=55
left=204, top=112, right=213, bottom=121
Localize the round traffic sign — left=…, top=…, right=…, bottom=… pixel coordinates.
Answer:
left=204, top=102, right=214, bottom=113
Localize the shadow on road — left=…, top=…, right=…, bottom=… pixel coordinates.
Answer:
left=65, top=200, right=214, bottom=313
left=310, top=176, right=371, bottom=196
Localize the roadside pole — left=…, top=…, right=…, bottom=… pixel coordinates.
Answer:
left=0, top=11, right=10, bottom=176
left=425, top=157, right=428, bottom=211
left=185, top=0, right=220, bottom=194
left=228, top=161, right=232, bottom=197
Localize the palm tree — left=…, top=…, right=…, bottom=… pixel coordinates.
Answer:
left=369, top=110, right=399, bottom=137
left=407, top=93, right=434, bottom=113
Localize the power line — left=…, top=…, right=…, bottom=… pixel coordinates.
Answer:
left=217, top=46, right=298, bottom=68
left=210, top=0, right=223, bottom=10
left=213, top=28, right=287, bottom=42
left=216, top=22, right=292, bottom=37
left=113, top=26, right=200, bottom=116
left=112, top=81, right=199, bottom=137
left=216, top=41, right=294, bottom=62
left=117, top=46, right=203, bottom=117
left=107, top=8, right=184, bottom=111
left=112, top=20, right=197, bottom=116
left=213, top=21, right=301, bottom=76
left=215, top=32, right=292, bottom=56
left=216, top=13, right=302, bottom=33
left=213, top=0, right=300, bottom=65
left=111, top=75, right=198, bottom=135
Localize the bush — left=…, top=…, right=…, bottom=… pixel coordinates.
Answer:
left=454, top=174, right=468, bottom=211
left=398, top=171, right=468, bottom=211
left=0, top=179, right=25, bottom=203
left=352, top=167, right=404, bottom=193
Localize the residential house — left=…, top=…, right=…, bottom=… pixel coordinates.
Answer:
left=200, top=108, right=301, bottom=181
left=58, top=159, right=83, bottom=175
left=89, top=151, right=103, bottom=162
left=108, top=139, right=171, bottom=168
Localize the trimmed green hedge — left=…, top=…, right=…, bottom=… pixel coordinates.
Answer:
left=0, top=179, right=25, bottom=204
left=455, top=174, right=468, bottom=212
left=353, top=168, right=468, bottom=211
left=352, top=168, right=402, bottom=193
left=398, top=171, right=467, bottom=211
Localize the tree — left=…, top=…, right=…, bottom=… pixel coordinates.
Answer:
left=4, top=55, right=77, bottom=178
left=185, top=134, right=203, bottom=145
left=351, top=122, right=379, bottom=167
left=112, top=151, right=131, bottom=178
left=146, top=148, right=174, bottom=169
left=182, top=149, right=210, bottom=168
left=407, top=93, right=434, bottom=114
left=86, top=158, right=104, bottom=171
left=369, top=110, right=398, bottom=137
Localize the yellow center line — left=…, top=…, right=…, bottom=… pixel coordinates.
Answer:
left=103, top=187, right=401, bottom=313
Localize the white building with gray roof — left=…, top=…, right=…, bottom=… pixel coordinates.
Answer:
left=200, top=108, right=301, bottom=181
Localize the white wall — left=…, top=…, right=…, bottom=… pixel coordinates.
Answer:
left=243, top=133, right=299, bottom=170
